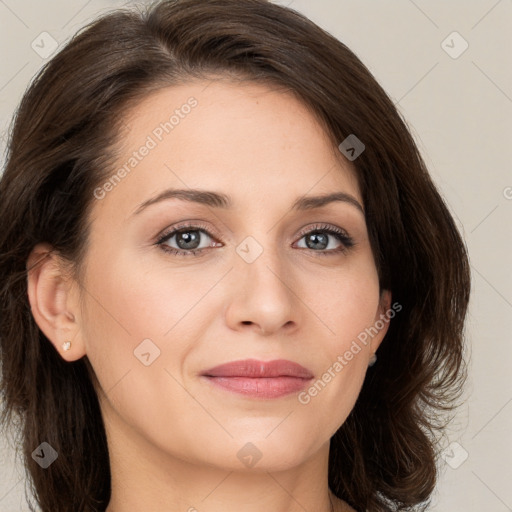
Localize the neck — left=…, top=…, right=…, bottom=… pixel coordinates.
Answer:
left=99, top=389, right=354, bottom=512
left=106, top=453, right=337, bottom=512
left=103, top=414, right=340, bottom=512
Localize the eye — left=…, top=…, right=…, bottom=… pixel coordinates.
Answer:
left=156, top=222, right=221, bottom=257
left=294, top=223, right=354, bottom=255
left=155, top=221, right=354, bottom=257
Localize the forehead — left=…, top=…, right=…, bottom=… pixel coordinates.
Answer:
left=93, top=78, right=361, bottom=220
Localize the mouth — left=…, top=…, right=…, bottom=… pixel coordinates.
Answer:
left=200, top=359, right=314, bottom=399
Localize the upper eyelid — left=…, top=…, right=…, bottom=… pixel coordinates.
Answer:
left=158, top=222, right=350, bottom=246
left=157, top=222, right=218, bottom=243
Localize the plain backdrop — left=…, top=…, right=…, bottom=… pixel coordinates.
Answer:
left=0, top=1, right=511, bottom=511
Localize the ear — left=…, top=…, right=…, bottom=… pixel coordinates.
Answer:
left=369, top=288, right=393, bottom=354
left=26, top=242, right=86, bottom=362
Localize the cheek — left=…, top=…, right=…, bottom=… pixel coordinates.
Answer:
left=79, top=249, right=221, bottom=385
left=81, top=241, right=380, bottom=383
left=306, top=252, right=381, bottom=347
left=77, top=236, right=382, bottom=468
left=296, top=255, right=380, bottom=429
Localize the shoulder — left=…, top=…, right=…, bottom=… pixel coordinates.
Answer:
left=333, top=495, right=358, bottom=512
left=331, top=492, right=357, bottom=512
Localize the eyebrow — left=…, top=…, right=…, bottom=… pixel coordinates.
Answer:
left=132, top=188, right=364, bottom=216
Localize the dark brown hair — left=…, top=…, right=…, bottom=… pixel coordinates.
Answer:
left=0, top=1, right=470, bottom=510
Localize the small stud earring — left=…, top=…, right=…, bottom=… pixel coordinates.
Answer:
left=62, top=341, right=71, bottom=351
left=368, top=353, right=377, bottom=367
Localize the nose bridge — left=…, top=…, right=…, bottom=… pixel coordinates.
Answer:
left=226, top=229, right=298, bottom=334
left=237, top=231, right=291, bottom=296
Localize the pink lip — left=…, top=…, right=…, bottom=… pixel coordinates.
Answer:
left=200, top=359, right=314, bottom=399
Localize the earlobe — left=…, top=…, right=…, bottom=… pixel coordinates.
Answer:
left=369, top=288, right=393, bottom=357
left=380, top=288, right=392, bottom=313
left=26, top=243, right=86, bottom=362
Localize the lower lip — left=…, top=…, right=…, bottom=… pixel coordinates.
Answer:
left=202, top=376, right=312, bottom=399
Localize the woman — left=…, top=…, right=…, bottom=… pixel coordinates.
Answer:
left=0, top=0, right=470, bottom=511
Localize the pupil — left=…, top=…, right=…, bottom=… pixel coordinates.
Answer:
left=177, top=230, right=200, bottom=249
left=307, top=232, right=328, bottom=250
left=174, top=230, right=330, bottom=251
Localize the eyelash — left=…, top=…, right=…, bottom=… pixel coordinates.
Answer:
left=155, top=222, right=355, bottom=257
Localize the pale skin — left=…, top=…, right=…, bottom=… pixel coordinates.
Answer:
left=27, top=78, right=391, bottom=512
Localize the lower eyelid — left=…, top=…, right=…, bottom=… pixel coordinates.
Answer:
left=157, top=225, right=354, bottom=255
left=160, top=229, right=217, bottom=250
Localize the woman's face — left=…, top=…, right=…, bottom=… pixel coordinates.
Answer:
left=70, top=79, right=390, bottom=471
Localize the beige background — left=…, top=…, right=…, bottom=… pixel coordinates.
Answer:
left=1, top=1, right=511, bottom=510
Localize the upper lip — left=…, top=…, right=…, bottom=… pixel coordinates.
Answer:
left=201, top=359, right=314, bottom=379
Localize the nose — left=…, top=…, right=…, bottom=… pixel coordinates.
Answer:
left=224, top=243, right=299, bottom=336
